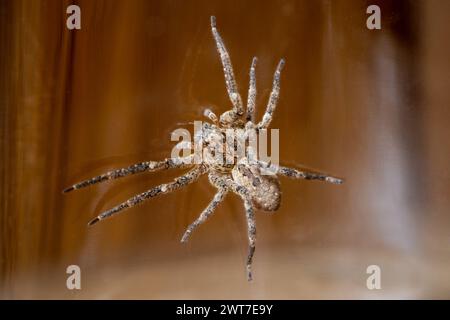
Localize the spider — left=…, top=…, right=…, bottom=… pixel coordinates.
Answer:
left=63, top=16, right=343, bottom=281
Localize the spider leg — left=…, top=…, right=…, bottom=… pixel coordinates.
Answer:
left=209, top=172, right=256, bottom=281
left=257, top=59, right=285, bottom=129
left=259, top=161, right=344, bottom=184
left=210, top=16, right=244, bottom=119
left=278, top=166, right=344, bottom=184
left=180, top=187, right=228, bottom=243
left=243, top=197, right=256, bottom=281
left=246, top=57, right=258, bottom=123
left=63, top=155, right=194, bottom=193
left=87, top=165, right=207, bottom=226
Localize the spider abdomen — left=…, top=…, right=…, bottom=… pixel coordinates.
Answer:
left=250, top=175, right=281, bottom=212
left=232, top=161, right=281, bottom=212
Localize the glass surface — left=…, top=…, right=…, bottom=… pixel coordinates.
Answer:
left=0, top=0, right=449, bottom=299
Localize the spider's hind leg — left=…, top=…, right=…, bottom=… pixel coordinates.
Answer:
left=209, top=173, right=256, bottom=281
left=181, top=187, right=228, bottom=243
left=243, top=197, right=256, bottom=281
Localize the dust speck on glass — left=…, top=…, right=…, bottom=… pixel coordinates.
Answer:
left=63, top=16, right=344, bottom=281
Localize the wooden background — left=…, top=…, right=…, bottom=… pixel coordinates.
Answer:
left=1, top=0, right=449, bottom=298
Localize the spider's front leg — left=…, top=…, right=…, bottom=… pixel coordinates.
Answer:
left=209, top=173, right=256, bottom=281
left=257, top=59, right=285, bottom=129
left=210, top=16, right=244, bottom=124
left=246, top=57, right=258, bottom=123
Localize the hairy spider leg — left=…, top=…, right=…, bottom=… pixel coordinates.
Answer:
left=87, top=165, right=207, bottom=226
left=258, top=160, right=344, bottom=185
left=210, top=16, right=244, bottom=124
left=209, top=172, right=256, bottom=281
left=63, top=155, right=194, bottom=193
left=180, top=187, right=228, bottom=243
left=243, top=198, right=256, bottom=281
left=246, top=57, right=258, bottom=123
left=257, top=59, right=285, bottom=129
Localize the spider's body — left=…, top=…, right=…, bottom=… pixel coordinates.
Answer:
left=197, top=116, right=282, bottom=212
left=64, top=16, right=343, bottom=281
left=233, top=158, right=282, bottom=212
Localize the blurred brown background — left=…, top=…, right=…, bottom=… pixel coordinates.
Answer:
left=1, top=0, right=449, bottom=299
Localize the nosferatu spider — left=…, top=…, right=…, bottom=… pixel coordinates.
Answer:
left=63, top=16, right=344, bottom=281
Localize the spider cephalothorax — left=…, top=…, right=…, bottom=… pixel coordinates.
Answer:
left=63, top=16, right=343, bottom=281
